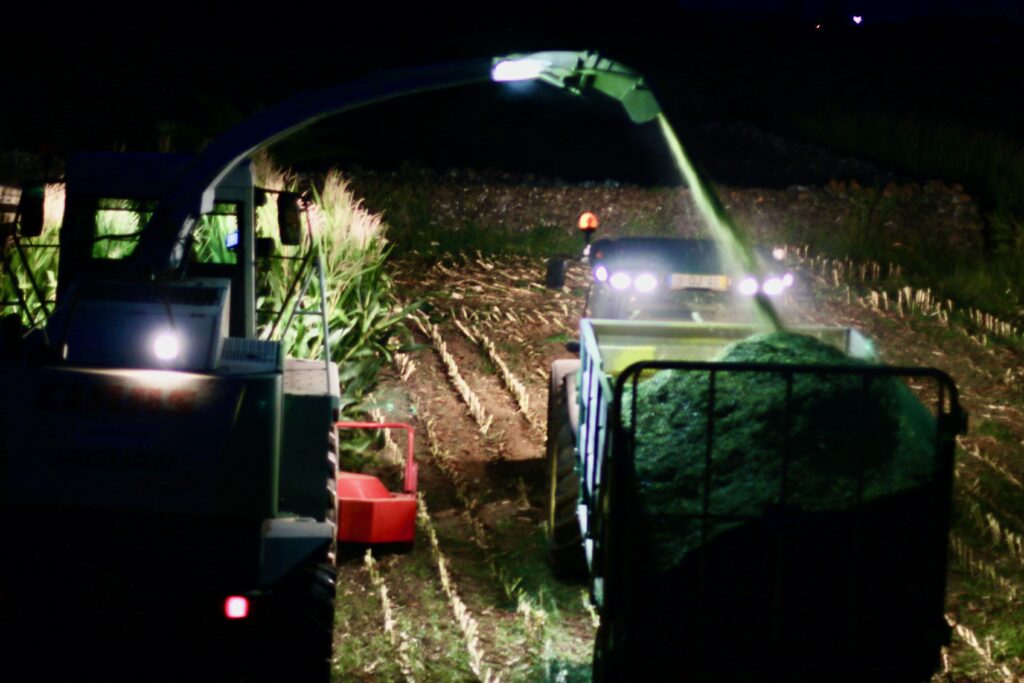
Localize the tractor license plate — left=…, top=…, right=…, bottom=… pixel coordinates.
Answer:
left=670, top=273, right=730, bottom=291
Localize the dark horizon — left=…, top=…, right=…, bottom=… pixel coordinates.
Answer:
left=2, top=3, right=1021, bottom=189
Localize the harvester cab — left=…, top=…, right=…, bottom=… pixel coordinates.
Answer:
left=1, top=152, right=340, bottom=679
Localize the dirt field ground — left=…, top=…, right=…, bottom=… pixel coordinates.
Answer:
left=330, top=250, right=1024, bottom=682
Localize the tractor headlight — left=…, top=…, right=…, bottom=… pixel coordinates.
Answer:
left=609, top=272, right=632, bottom=290
left=762, top=277, right=785, bottom=296
left=594, top=264, right=609, bottom=282
left=737, top=276, right=759, bottom=296
left=634, top=273, right=658, bottom=293
left=153, top=330, right=181, bottom=361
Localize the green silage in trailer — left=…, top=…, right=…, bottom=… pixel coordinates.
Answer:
left=630, top=331, right=938, bottom=571
left=612, top=331, right=952, bottom=678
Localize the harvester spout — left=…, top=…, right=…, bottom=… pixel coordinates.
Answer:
left=132, top=59, right=496, bottom=276
left=491, top=50, right=662, bottom=124
left=132, top=51, right=660, bottom=277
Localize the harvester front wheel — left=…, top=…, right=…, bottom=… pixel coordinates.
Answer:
left=258, top=559, right=336, bottom=682
left=546, top=360, right=586, bottom=580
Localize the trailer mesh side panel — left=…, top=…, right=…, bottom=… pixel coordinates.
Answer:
left=605, top=361, right=960, bottom=681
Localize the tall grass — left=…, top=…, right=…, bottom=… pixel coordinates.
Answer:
left=792, top=109, right=1024, bottom=322
left=253, top=154, right=411, bottom=421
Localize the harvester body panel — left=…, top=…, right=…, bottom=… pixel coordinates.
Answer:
left=0, top=151, right=337, bottom=680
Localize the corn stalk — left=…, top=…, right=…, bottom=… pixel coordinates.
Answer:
left=949, top=534, right=1022, bottom=602
left=411, top=395, right=549, bottom=645
left=385, top=348, right=550, bottom=645
left=945, top=614, right=1017, bottom=682
left=363, top=550, right=417, bottom=683
left=413, top=313, right=494, bottom=435
left=453, top=317, right=543, bottom=431
left=792, top=243, right=1021, bottom=344
left=417, top=496, right=502, bottom=683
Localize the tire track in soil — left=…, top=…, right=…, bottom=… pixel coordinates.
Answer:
left=355, top=311, right=594, bottom=680
left=336, top=391, right=536, bottom=681
left=433, top=318, right=540, bottom=459
left=404, top=258, right=597, bottom=666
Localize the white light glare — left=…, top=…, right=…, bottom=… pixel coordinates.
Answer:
left=492, top=59, right=548, bottom=82
left=737, top=276, right=759, bottom=296
left=609, top=272, right=632, bottom=290
left=852, top=15, right=863, bottom=25
left=634, top=273, right=658, bottom=293
left=153, top=331, right=181, bottom=361
left=772, top=247, right=786, bottom=261
left=762, top=277, right=785, bottom=296
left=783, top=273, right=795, bottom=288
left=594, top=265, right=609, bottom=282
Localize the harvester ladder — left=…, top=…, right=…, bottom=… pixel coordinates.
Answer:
left=282, top=245, right=333, bottom=367
left=263, top=195, right=333, bottom=372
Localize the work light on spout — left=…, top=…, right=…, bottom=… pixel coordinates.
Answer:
left=491, top=51, right=663, bottom=124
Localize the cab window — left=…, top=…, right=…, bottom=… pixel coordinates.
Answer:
left=91, top=198, right=240, bottom=265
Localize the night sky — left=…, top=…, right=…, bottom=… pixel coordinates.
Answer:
left=1, top=1, right=1021, bottom=185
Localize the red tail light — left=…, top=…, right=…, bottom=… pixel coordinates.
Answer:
left=224, top=596, right=249, bottom=619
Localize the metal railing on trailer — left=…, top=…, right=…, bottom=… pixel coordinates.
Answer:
left=595, top=359, right=964, bottom=680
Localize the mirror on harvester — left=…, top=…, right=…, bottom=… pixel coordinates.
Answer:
left=277, top=192, right=303, bottom=246
left=17, top=185, right=45, bottom=238
left=545, top=258, right=567, bottom=289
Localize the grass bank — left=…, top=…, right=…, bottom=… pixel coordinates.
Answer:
left=789, top=109, right=1024, bottom=324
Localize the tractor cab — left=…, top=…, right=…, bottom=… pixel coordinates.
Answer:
left=551, top=211, right=796, bottom=321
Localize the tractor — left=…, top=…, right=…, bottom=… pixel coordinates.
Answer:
left=545, top=221, right=966, bottom=680
left=547, top=210, right=797, bottom=322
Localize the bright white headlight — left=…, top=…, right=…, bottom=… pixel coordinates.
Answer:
left=609, top=272, right=632, bottom=290
left=772, top=247, right=786, bottom=261
left=153, top=331, right=181, bottom=361
left=783, top=273, right=795, bottom=288
left=737, top=276, right=759, bottom=296
left=594, top=265, right=609, bottom=282
left=491, top=58, right=548, bottom=82
left=634, top=273, right=658, bottom=293
left=762, top=277, right=785, bottom=296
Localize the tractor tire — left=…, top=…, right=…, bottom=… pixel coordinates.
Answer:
left=592, top=621, right=623, bottom=683
left=546, top=360, right=587, bottom=581
left=258, top=559, right=336, bottom=682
